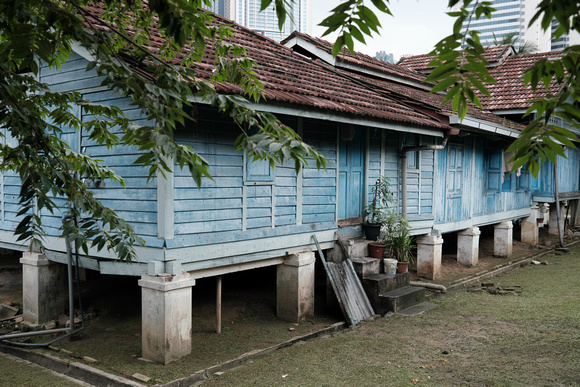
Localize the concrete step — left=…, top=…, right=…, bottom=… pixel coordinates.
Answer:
left=344, top=238, right=373, bottom=259
left=379, top=286, right=426, bottom=314
left=397, top=302, right=438, bottom=317
left=362, top=272, right=410, bottom=297
left=360, top=272, right=411, bottom=315
left=351, top=257, right=381, bottom=278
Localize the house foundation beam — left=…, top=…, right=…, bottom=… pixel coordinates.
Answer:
left=20, top=252, right=66, bottom=325
left=139, top=271, right=195, bottom=364
left=494, top=220, right=513, bottom=257
left=521, top=205, right=539, bottom=245
left=276, top=251, right=315, bottom=323
left=416, top=234, right=443, bottom=280
left=457, top=226, right=481, bottom=267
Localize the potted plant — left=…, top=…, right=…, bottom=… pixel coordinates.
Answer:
left=389, top=217, right=415, bottom=273
left=368, top=238, right=387, bottom=258
left=363, top=176, right=394, bottom=240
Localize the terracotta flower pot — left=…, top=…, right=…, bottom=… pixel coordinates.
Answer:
left=368, top=242, right=386, bottom=258
left=397, top=261, right=409, bottom=273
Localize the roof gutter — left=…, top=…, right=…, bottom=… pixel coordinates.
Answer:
left=449, top=115, right=520, bottom=138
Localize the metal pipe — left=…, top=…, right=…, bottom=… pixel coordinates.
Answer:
left=1, top=215, right=85, bottom=346
left=554, top=163, right=564, bottom=247
left=410, top=281, right=447, bottom=293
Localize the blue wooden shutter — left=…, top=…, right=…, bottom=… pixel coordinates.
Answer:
left=486, top=149, right=502, bottom=192
left=246, top=157, right=273, bottom=182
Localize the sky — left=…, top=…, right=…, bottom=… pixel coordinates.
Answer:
left=310, top=0, right=455, bottom=62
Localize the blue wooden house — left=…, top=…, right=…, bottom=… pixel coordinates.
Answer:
left=4, top=11, right=556, bottom=363
left=400, top=47, right=580, bottom=235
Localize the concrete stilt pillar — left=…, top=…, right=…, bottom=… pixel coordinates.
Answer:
left=20, top=252, right=66, bottom=325
left=139, top=272, right=195, bottom=364
left=277, top=252, right=315, bottom=323
left=494, top=220, right=513, bottom=257
left=457, top=226, right=481, bottom=266
left=548, top=202, right=567, bottom=236
left=416, top=233, right=443, bottom=280
left=521, top=205, right=539, bottom=245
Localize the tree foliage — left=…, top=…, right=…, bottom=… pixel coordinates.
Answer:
left=0, top=0, right=326, bottom=261
left=1, top=0, right=579, bottom=262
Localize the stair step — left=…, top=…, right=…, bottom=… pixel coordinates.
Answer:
left=362, top=272, right=410, bottom=296
left=397, top=302, right=438, bottom=317
left=351, top=257, right=381, bottom=278
left=380, top=286, right=426, bottom=314
left=345, top=238, right=373, bottom=259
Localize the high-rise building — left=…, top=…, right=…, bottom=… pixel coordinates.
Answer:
left=375, top=51, right=395, bottom=64
left=460, top=0, right=551, bottom=52
left=551, top=20, right=580, bottom=51
left=207, top=0, right=311, bottom=42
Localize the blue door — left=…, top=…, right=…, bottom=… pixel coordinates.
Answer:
left=338, top=128, right=364, bottom=221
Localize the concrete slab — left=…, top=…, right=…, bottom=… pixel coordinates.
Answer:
left=396, top=302, right=438, bottom=317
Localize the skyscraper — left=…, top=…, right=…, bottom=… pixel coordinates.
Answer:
left=207, top=0, right=311, bottom=42
left=460, top=0, right=551, bottom=52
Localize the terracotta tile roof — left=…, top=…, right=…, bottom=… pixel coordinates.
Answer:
left=282, top=31, right=428, bottom=84
left=398, top=46, right=561, bottom=111
left=80, top=5, right=449, bottom=129
left=278, top=34, right=521, bottom=129
left=80, top=5, right=519, bottom=132
left=482, top=51, right=562, bottom=110
left=398, top=44, right=515, bottom=73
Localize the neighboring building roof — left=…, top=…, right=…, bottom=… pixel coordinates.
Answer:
left=397, top=44, right=515, bottom=74
left=482, top=51, right=562, bottom=111
left=398, top=46, right=561, bottom=112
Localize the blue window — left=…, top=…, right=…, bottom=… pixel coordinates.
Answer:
left=486, top=149, right=502, bottom=193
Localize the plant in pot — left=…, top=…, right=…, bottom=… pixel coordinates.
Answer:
left=363, top=176, right=394, bottom=240
left=368, top=234, right=387, bottom=258
left=389, top=217, right=415, bottom=273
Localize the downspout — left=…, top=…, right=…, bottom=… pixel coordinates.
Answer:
left=401, top=133, right=450, bottom=219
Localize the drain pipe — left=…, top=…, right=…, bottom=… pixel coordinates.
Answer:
left=410, top=281, right=447, bottom=293
left=554, top=163, right=564, bottom=247
left=401, top=133, right=450, bottom=219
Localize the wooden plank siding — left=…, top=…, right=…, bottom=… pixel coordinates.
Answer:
left=37, top=54, right=161, bottom=247
left=434, top=135, right=533, bottom=232
left=169, top=113, right=338, bottom=251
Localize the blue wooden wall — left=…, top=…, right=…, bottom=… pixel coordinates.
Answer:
left=168, top=112, right=338, bottom=250
left=434, top=135, right=533, bottom=229
left=38, top=53, right=161, bottom=247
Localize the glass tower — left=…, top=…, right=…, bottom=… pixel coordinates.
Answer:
left=207, top=0, right=311, bottom=42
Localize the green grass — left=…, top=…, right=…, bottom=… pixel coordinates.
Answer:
left=203, top=248, right=580, bottom=386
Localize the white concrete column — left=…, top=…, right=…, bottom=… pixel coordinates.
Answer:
left=277, top=251, right=315, bottom=323
left=457, top=226, right=481, bottom=266
left=494, top=220, right=513, bottom=257
left=139, top=272, right=195, bottom=364
left=416, top=234, right=443, bottom=280
left=521, top=205, right=539, bottom=245
left=20, top=252, right=66, bottom=325
left=548, top=203, right=564, bottom=235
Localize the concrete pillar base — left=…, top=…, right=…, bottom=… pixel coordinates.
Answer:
left=20, top=252, right=66, bottom=325
left=521, top=205, right=539, bottom=245
left=457, top=227, right=481, bottom=266
left=139, top=272, right=195, bottom=364
left=494, top=221, right=513, bottom=257
left=277, top=252, right=315, bottom=323
left=417, top=234, right=443, bottom=280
